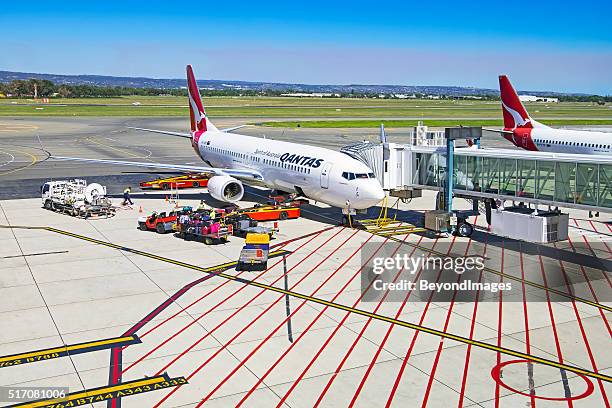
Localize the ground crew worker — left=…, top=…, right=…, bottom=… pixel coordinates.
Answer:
left=197, top=200, right=207, bottom=211
left=123, top=186, right=134, bottom=206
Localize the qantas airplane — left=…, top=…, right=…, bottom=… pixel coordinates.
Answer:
left=53, top=65, right=385, bottom=209
left=489, top=75, right=611, bottom=155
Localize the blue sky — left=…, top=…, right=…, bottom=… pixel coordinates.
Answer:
left=1, top=1, right=610, bottom=94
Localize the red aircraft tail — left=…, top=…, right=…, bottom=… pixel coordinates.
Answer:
left=499, top=75, right=532, bottom=129
left=186, top=65, right=207, bottom=133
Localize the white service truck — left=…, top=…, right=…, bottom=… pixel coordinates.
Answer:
left=41, top=179, right=115, bottom=218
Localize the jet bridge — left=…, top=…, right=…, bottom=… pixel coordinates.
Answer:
left=341, top=141, right=612, bottom=214
left=342, top=142, right=612, bottom=213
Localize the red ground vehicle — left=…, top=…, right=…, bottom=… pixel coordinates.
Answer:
left=138, top=209, right=188, bottom=233
left=139, top=174, right=209, bottom=190
left=240, top=204, right=301, bottom=221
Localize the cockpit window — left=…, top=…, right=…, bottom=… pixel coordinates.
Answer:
left=343, top=172, right=375, bottom=180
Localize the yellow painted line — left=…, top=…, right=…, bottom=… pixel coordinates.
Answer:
left=0, top=148, right=38, bottom=176
left=5, top=225, right=610, bottom=384
left=378, top=233, right=612, bottom=313
left=246, top=281, right=612, bottom=383
left=0, top=122, right=39, bottom=132
left=13, top=375, right=186, bottom=408
left=43, top=227, right=287, bottom=275
left=0, top=335, right=139, bottom=365
left=85, top=136, right=148, bottom=160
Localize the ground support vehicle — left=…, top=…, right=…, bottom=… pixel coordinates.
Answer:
left=224, top=213, right=276, bottom=238
left=239, top=203, right=301, bottom=222
left=236, top=233, right=270, bottom=271
left=41, top=179, right=114, bottom=219
left=139, top=174, right=209, bottom=190
left=175, top=215, right=231, bottom=245
left=138, top=207, right=191, bottom=233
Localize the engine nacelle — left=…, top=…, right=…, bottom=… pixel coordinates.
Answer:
left=207, top=175, right=244, bottom=203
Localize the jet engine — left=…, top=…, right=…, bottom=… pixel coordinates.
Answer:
left=207, top=175, right=244, bottom=202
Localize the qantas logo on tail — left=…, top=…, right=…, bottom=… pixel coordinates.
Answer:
left=186, top=65, right=207, bottom=133
left=501, top=101, right=531, bottom=129
left=499, top=75, right=532, bottom=130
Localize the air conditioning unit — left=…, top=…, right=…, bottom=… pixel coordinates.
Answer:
left=490, top=207, right=569, bottom=243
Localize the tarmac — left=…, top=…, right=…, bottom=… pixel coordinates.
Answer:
left=0, top=117, right=611, bottom=407
left=0, top=116, right=517, bottom=200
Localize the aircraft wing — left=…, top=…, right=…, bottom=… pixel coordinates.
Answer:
left=127, top=127, right=191, bottom=138
left=221, top=125, right=248, bottom=133
left=127, top=124, right=248, bottom=137
left=483, top=127, right=514, bottom=134
left=50, top=156, right=264, bottom=181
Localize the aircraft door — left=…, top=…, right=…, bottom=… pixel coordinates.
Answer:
left=320, top=162, right=333, bottom=189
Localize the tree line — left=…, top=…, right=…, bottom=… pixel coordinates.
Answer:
left=0, top=78, right=609, bottom=102
left=0, top=79, right=272, bottom=98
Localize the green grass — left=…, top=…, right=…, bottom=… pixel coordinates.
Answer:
left=254, top=119, right=612, bottom=128
left=1, top=96, right=611, bottom=123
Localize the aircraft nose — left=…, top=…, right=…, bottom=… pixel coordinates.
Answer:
left=362, top=182, right=385, bottom=206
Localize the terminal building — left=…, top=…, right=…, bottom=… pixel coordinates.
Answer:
left=518, top=94, right=559, bottom=103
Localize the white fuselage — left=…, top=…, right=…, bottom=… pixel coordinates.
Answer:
left=531, top=128, right=612, bottom=155
left=194, top=129, right=385, bottom=209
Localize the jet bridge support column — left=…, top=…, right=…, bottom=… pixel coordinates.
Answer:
left=445, top=136, right=455, bottom=213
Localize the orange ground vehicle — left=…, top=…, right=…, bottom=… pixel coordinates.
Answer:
left=139, top=174, right=209, bottom=190
left=240, top=204, right=301, bottom=221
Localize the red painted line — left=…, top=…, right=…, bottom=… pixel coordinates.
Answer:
left=135, top=241, right=290, bottom=343
left=537, top=254, right=573, bottom=408
left=553, top=242, right=610, bottom=407
left=235, top=231, right=408, bottom=407
left=132, top=226, right=333, bottom=343
left=308, top=236, right=428, bottom=407
left=284, top=234, right=423, bottom=407
left=566, top=235, right=612, bottom=336
left=457, top=229, right=489, bottom=407
left=494, top=240, right=505, bottom=408
left=153, top=227, right=347, bottom=375
left=519, top=252, right=537, bottom=407
left=422, top=219, right=479, bottom=408
left=194, top=230, right=382, bottom=407
left=381, top=237, right=457, bottom=408
left=151, top=227, right=358, bottom=407
left=571, top=225, right=612, bottom=289
left=587, top=220, right=612, bottom=256
left=121, top=243, right=297, bottom=374
left=269, top=226, right=335, bottom=249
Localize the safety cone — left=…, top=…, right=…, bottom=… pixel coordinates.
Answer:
left=139, top=206, right=143, bottom=213
left=165, top=195, right=169, bottom=202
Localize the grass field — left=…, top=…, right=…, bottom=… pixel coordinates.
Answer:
left=253, top=119, right=612, bottom=128
left=1, top=96, right=611, bottom=127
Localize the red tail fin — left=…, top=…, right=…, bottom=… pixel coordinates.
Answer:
left=187, top=65, right=207, bottom=133
left=499, top=75, right=532, bottom=129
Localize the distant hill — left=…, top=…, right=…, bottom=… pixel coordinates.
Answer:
left=0, top=70, right=585, bottom=97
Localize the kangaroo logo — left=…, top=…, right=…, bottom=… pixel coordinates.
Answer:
left=502, top=101, right=531, bottom=129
